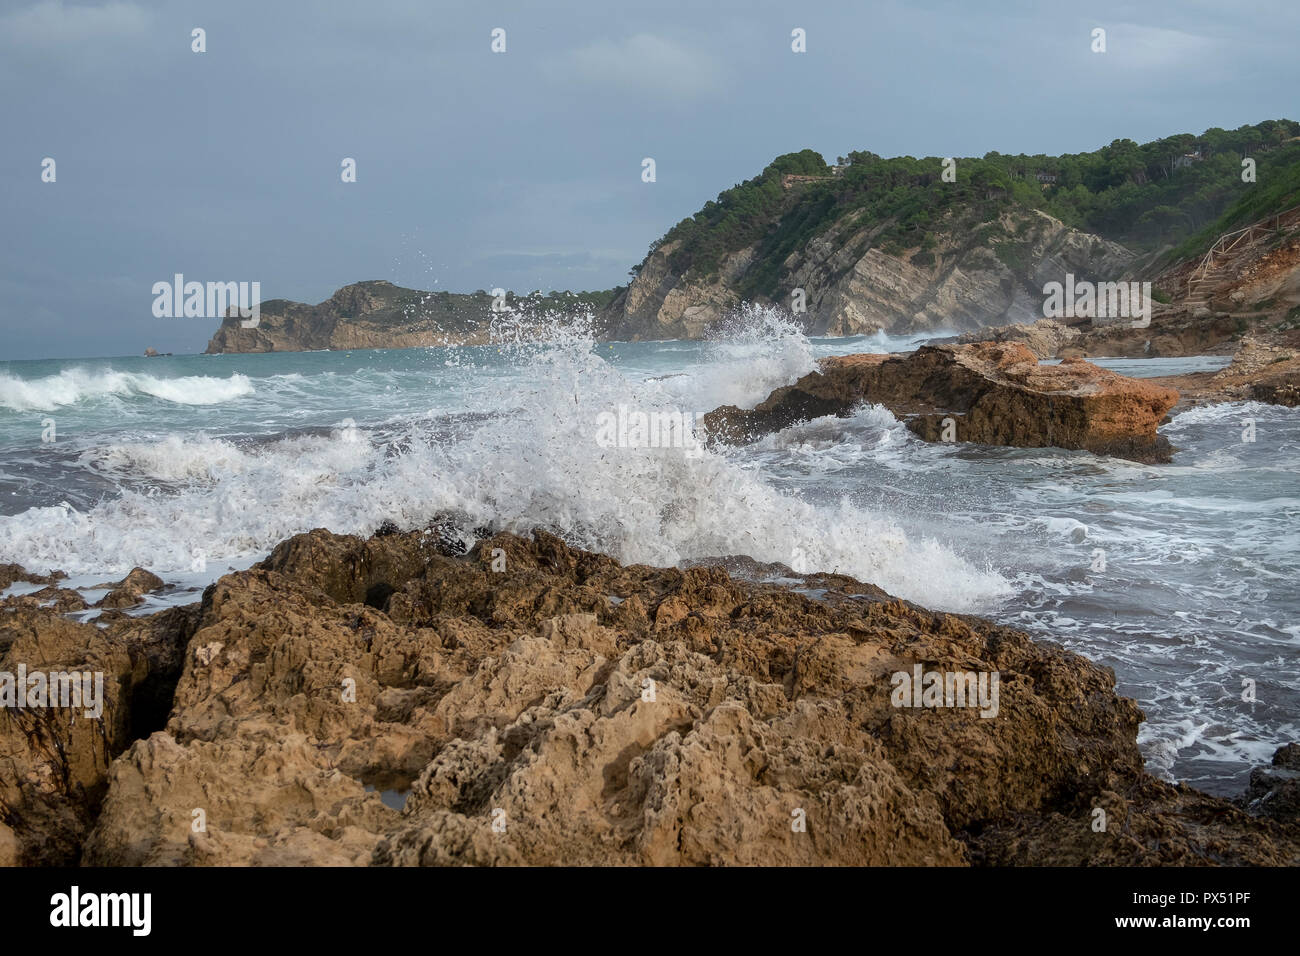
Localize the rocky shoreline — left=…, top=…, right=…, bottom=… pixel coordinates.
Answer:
left=952, top=321, right=1300, bottom=411
left=2, top=526, right=1297, bottom=866
left=1146, top=335, right=1300, bottom=409
left=704, top=341, right=1180, bottom=463
left=4, top=326, right=1296, bottom=867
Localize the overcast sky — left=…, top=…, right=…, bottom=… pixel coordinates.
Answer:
left=1, top=0, right=1296, bottom=359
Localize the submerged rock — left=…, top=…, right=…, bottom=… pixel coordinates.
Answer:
left=0, top=564, right=65, bottom=590
left=0, top=526, right=1286, bottom=866
left=1241, top=744, right=1300, bottom=823
left=704, top=342, right=1180, bottom=463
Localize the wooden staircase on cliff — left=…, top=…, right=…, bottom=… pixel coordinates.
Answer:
left=1184, top=204, right=1300, bottom=308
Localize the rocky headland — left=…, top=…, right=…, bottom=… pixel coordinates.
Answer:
left=203, top=125, right=1300, bottom=360
left=2, top=526, right=1297, bottom=866
left=204, top=282, right=619, bottom=354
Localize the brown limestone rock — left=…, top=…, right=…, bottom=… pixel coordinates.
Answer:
left=0, top=604, right=196, bottom=864
left=47, top=527, right=1293, bottom=866
left=96, top=567, right=165, bottom=610
left=704, top=342, right=1179, bottom=463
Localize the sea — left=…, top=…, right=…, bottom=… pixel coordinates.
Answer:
left=1, top=307, right=1295, bottom=797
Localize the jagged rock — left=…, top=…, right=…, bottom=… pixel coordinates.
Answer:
left=968, top=775, right=1300, bottom=866
left=1273, top=744, right=1300, bottom=770
left=1213, top=336, right=1300, bottom=407
left=1, top=586, right=90, bottom=613
left=1057, top=307, right=1245, bottom=359
left=1146, top=332, right=1300, bottom=409
left=96, top=567, right=165, bottom=609
left=0, top=605, right=196, bottom=864
left=61, top=527, right=1299, bottom=866
left=704, top=342, right=1180, bottom=463
left=0, top=564, right=64, bottom=591
left=0, top=821, right=18, bottom=866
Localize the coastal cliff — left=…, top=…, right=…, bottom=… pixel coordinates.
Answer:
left=600, top=122, right=1300, bottom=341
left=204, top=121, right=1300, bottom=354
left=602, top=206, right=1135, bottom=339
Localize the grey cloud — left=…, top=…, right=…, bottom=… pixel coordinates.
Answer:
left=0, top=0, right=1296, bottom=359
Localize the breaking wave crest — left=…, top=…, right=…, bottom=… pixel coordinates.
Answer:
left=0, top=368, right=254, bottom=411
left=0, top=311, right=1009, bottom=612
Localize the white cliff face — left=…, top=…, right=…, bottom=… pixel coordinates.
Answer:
left=606, top=207, right=1137, bottom=339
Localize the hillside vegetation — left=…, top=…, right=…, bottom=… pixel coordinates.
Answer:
left=652, top=119, right=1300, bottom=300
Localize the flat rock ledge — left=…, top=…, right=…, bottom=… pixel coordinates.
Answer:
left=704, top=342, right=1180, bottom=463
left=2, top=526, right=1296, bottom=866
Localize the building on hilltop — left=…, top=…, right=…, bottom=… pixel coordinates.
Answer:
left=781, top=173, right=834, bottom=189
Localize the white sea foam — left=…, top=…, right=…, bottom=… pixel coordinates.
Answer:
left=1164, top=399, right=1275, bottom=430
left=0, top=316, right=1009, bottom=612
left=0, top=368, right=254, bottom=411
left=83, top=434, right=251, bottom=482
left=667, top=304, right=819, bottom=410
left=2, top=313, right=1297, bottom=795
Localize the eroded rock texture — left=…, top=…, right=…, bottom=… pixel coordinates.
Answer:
left=704, top=342, right=1179, bottom=463
left=1, top=527, right=1289, bottom=865
left=0, top=604, right=196, bottom=864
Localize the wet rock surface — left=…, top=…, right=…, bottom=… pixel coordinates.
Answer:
left=0, top=565, right=65, bottom=591
left=1148, top=333, right=1300, bottom=409
left=1239, top=744, right=1300, bottom=824
left=95, top=567, right=166, bottom=610
left=704, top=342, right=1180, bottom=463
left=5, top=527, right=1296, bottom=865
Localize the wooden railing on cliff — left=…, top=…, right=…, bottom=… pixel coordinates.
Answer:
left=1193, top=203, right=1300, bottom=281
